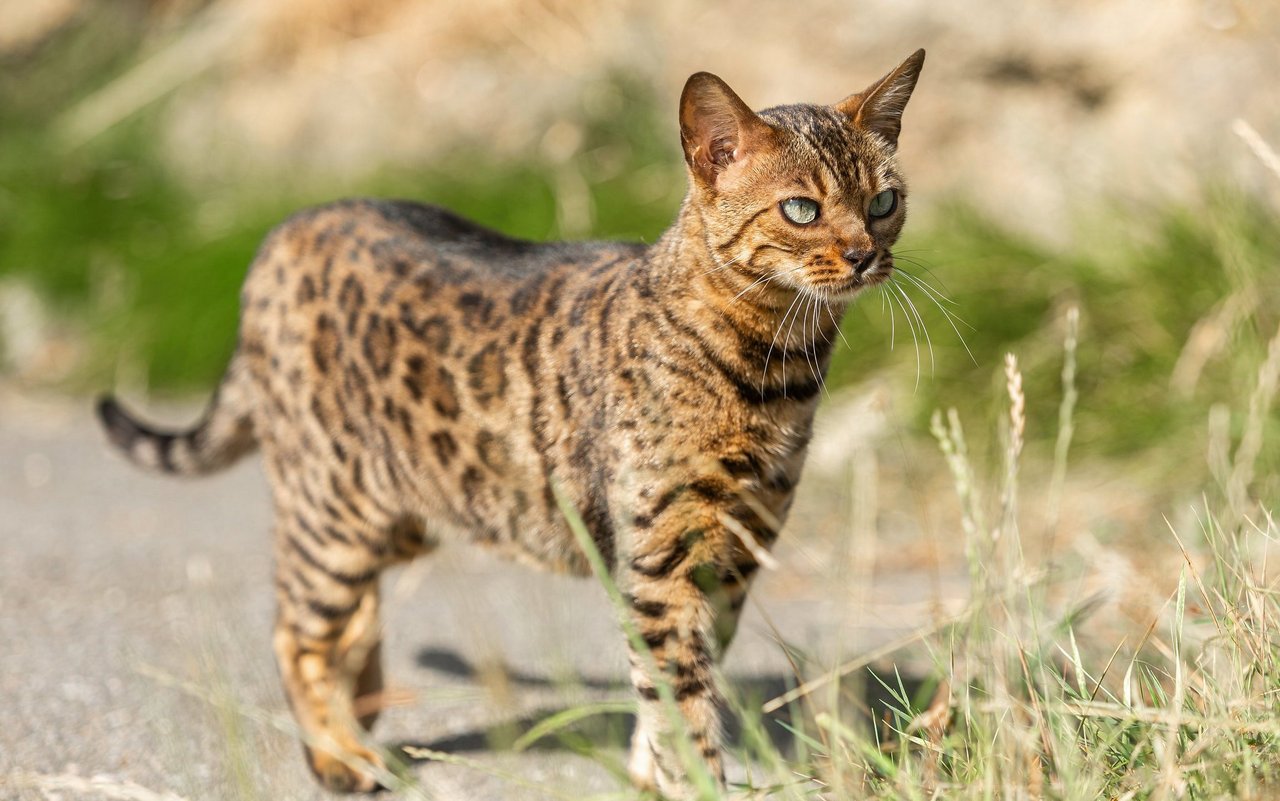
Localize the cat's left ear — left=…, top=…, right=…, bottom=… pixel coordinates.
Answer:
left=836, top=49, right=926, bottom=148
left=680, top=72, right=774, bottom=187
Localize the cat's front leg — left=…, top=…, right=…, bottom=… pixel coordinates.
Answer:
left=621, top=511, right=761, bottom=798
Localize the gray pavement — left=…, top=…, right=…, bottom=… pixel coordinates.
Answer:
left=0, top=391, right=965, bottom=800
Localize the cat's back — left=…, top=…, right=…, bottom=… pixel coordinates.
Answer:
left=245, top=197, right=643, bottom=294
left=238, top=196, right=645, bottom=381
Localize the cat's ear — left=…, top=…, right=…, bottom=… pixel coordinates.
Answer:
left=680, top=72, right=773, bottom=187
left=836, top=49, right=925, bottom=148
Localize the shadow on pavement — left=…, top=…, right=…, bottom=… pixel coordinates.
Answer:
left=396, top=647, right=935, bottom=759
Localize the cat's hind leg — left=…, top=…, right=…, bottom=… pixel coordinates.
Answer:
left=272, top=507, right=390, bottom=793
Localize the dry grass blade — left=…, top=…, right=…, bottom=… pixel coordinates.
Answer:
left=1055, top=700, right=1280, bottom=736
left=996, top=353, right=1025, bottom=543
left=6, top=772, right=194, bottom=801
left=399, top=745, right=586, bottom=801
left=1227, top=321, right=1280, bottom=516
left=718, top=510, right=780, bottom=571
left=58, top=3, right=262, bottom=145
left=1045, top=306, right=1079, bottom=540
left=1233, top=118, right=1280, bottom=183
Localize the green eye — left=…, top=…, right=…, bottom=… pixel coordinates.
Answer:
left=868, top=189, right=897, bottom=218
left=780, top=198, right=819, bottom=225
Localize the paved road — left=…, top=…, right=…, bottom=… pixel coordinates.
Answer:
left=0, top=390, right=964, bottom=800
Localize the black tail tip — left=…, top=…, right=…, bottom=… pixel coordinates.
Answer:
left=96, top=394, right=136, bottom=447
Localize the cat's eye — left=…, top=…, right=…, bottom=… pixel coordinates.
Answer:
left=868, top=189, right=897, bottom=218
left=780, top=198, right=820, bottom=225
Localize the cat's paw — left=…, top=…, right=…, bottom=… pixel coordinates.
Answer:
left=305, top=743, right=387, bottom=794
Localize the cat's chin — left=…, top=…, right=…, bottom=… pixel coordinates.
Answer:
left=804, top=267, right=892, bottom=304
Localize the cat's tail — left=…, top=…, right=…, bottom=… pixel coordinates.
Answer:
left=96, top=356, right=258, bottom=477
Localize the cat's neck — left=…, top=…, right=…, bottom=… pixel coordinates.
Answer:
left=647, top=200, right=847, bottom=353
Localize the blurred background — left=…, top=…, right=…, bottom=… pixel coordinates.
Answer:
left=2, top=2, right=1280, bottom=796
left=1, top=0, right=1277, bottom=595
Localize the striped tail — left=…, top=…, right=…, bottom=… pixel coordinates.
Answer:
left=96, top=359, right=257, bottom=476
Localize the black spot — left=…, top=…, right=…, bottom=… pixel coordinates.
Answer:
left=643, top=628, right=672, bottom=649
left=402, top=355, right=427, bottom=401
left=399, top=305, right=451, bottom=351
left=311, top=314, right=339, bottom=374
left=458, top=292, right=496, bottom=329
left=430, top=431, right=458, bottom=467
left=466, top=343, right=507, bottom=407
left=296, top=275, right=318, bottom=304
left=362, top=313, right=398, bottom=378
left=633, top=479, right=732, bottom=529
left=475, top=430, right=510, bottom=475
left=460, top=465, right=485, bottom=504
left=338, top=274, right=365, bottom=312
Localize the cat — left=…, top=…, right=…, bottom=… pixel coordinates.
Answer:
left=97, top=49, right=925, bottom=797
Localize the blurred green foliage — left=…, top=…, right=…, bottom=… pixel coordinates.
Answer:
left=835, top=199, right=1280, bottom=473
left=1, top=8, right=1276, bottom=497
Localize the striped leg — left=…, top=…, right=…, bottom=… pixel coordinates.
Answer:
left=273, top=511, right=387, bottom=793
left=624, top=540, right=759, bottom=797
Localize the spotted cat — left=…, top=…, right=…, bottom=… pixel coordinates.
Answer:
left=98, top=50, right=925, bottom=797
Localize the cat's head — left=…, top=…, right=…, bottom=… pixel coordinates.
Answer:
left=679, top=50, right=924, bottom=302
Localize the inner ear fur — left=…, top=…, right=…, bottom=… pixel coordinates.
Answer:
left=836, top=48, right=926, bottom=148
left=679, top=72, right=773, bottom=187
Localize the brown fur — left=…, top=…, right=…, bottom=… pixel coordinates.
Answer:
left=98, top=50, right=925, bottom=797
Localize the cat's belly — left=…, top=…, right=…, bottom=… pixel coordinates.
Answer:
left=406, top=459, right=598, bottom=577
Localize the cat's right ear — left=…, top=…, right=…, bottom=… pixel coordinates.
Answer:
left=680, top=72, right=773, bottom=188
left=836, top=49, right=926, bottom=148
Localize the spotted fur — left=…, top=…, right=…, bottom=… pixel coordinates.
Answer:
left=98, top=50, right=925, bottom=797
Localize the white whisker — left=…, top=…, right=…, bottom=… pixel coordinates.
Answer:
left=813, top=298, right=833, bottom=398
left=891, top=251, right=953, bottom=294
left=800, top=296, right=825, bottom=398
left=732, top=273, right=774, bottom=301
left=887, top=282, right=921, bottom=389
left=826, top=304, right=851, bottom=350
left=762, top=290, right=805, bottom=395
left=879, top=284, right=897, bottom=351
left=781, top=291, right=809, bottom=397
left=891, top=278, right=935, bottom=380
left=895, top=269, right=978, bottom=365
left=695, top=255, right=745, bottom=278
left=894, top=264, right=963, bottom=310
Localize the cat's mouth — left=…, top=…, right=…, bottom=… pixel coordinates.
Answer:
left=805, top=255, right=893, bottom=300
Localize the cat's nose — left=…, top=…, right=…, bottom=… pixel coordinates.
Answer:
left=841, top=248, right=877, bottom=274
